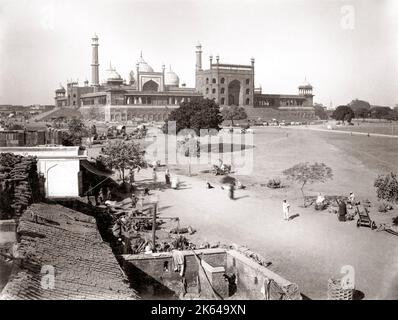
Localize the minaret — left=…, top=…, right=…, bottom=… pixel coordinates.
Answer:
left=195, top=43, right=202, bottom=71
left=91, top=33, right=100, bottom=88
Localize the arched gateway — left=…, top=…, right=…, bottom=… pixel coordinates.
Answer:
left=228, top=80, right=241, bottom=106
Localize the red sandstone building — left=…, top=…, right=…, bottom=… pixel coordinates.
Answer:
left=54, top=35, right=315, bottom=122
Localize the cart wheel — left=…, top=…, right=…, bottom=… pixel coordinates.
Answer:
left=371, top=221, right=376, bottom=230
left=356, top=220, right=360, bottom=228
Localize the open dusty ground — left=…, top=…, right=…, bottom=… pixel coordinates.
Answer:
left=87, top=126, right=398, bottom=299
left=131, top=126, right=398, bottom=300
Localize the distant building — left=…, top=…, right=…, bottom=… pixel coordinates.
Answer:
left=195, top=45, right=255, bottom=107
left=55, top=34, right=201, bottom=122
left=54, top=35, right=315, bottom=122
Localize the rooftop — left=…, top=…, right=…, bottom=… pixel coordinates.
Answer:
left=0, top=203, right=139, bottom=300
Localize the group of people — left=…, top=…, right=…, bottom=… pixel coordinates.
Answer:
left=87, top=185, right=112, bottom=206
left=314, top=191, right=357, bottom=222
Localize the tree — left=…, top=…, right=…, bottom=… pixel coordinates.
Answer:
left=386, top=109, right=398, bottom=121
left=374, top=173, right=398, bottom=204
left=354, top=107, right=370, bottom=121
left=370, top=106, right=391, bottom=120
left=165, top=98, right=223, bottom=135
left=313, top=103, right=328, bottom=120
left=61, top=119, right=89, bottom=146
left=177, top=136, right=200, bottom=176
left=100, top=140, right=146, bottom=182
left=332, top=105, right=354, bottom=124
left=221, top=106, right=248, bottom=126
left=348, top=99, right=371, bottom=113
left=283, top=162, right=333, bottom=207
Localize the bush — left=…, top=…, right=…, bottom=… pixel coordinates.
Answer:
left=374, top=173, right=398, bottom=204
left=378, top=202, right=393, bottom=213
left=267, top=178, right=282, bottom=189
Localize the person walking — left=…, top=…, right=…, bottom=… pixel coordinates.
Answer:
left=152, top=167, right=157, bottom=183
left=228, top=183, right=235, bottom=200
left=165, top=168, right=171, bottom=185
left=282, top=200, right=290, bottom=221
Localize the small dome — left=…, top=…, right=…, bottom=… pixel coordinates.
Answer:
left=107, top=63, right=121, bottom=80
left=299, top=78, right=312, bottom=89
left=137, top=53, right=154, bottom=73
left=165, top=66, right=179, bottom=87
left=55, top=85, right=66, bottom=93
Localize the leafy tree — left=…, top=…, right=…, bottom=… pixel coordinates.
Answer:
left=348, top=99, right=371, bottom=112
left=283, top=162, right=333, bottom=207
left=386, top=109, right=398, bottom=121
left=370, top=106, right=391, bottom=120
left=100, top=140, right=146, bottom=182
left=313, top=103, right=328, bottom=120
left=165, top=98, right=223, bottom=135
left=221, top=106, right=248, bottom=126
left=177, top=136, right=200, bottom=176
left=374, top=173, right=398, bottom=204
left=61, top=119, right=89, bottom=146
left=354, top=107, right=370, bottom=121
left=332, top=105, right=354, bottom=124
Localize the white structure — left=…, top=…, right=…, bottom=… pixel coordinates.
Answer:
left=1, top=146, right=87, bottom=198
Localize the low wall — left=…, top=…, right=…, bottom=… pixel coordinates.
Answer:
left=121, top=248, right=226, bottom=299
left=122, top=248, right=301, bottom=300
left=226, top=250, right=301, bottom=300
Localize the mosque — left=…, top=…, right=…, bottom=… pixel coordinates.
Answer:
left=54, top=34, right=315, bottom=122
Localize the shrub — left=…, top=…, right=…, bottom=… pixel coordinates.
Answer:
left=267, top=178, right=282, bottom=189
left=374, top=173, right=398, bottom=204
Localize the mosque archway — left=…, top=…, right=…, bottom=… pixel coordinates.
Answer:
left=228, top=80, right=241, bottom=106
left=142, top=80, right=159, bottom=92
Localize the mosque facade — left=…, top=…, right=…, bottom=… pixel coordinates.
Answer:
left=54, top=35, right=315, bottom=122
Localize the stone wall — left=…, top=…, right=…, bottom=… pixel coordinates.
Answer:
left=122, top=248, right=301, bottom=300
left=226, top=250, right=301, bottom=300
left=121, top=248, right=226, bottom=299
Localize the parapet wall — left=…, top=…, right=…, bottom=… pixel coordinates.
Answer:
left=122, top=248, right=301, bottom=300
left=122, top=248, right=226, bottom=299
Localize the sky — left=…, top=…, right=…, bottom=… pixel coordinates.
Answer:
left=0, top=0, right=397, bottom=107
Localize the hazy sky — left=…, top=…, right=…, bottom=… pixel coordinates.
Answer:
left=0, top=0, right=397, bottom=107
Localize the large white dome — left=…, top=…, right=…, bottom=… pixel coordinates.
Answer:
left=137, top=54, right=154, bottom=73
left=165, top=66, right=179, bottom=87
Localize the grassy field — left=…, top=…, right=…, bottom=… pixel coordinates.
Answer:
left=326, top=120, right=398, bottom=136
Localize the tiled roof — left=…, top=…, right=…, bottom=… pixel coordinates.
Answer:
left=0, top=203, right=139, bottom=300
